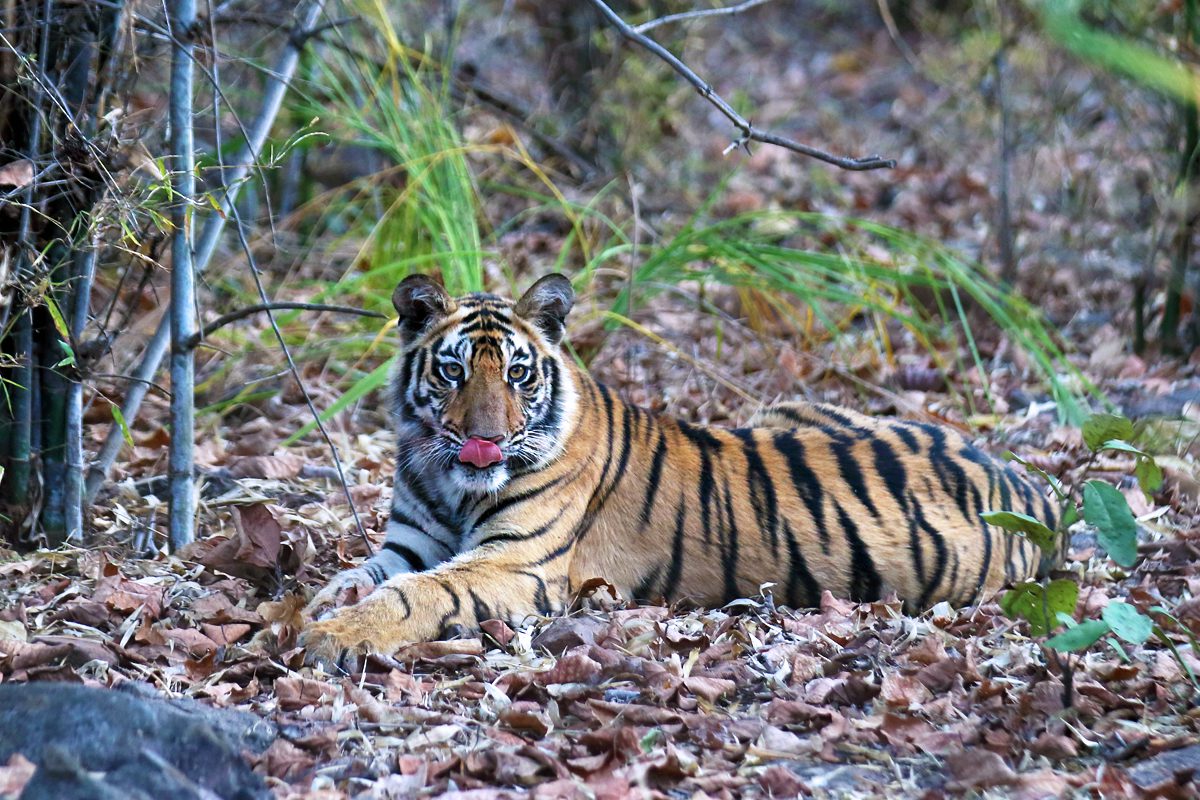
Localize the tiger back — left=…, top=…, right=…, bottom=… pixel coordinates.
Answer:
left=302, top=274, right=1055, bottom=654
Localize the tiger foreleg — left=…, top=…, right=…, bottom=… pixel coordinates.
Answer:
left=301, top=543, right=572, bottom=658
left=303, top=515, right=457, bottom=620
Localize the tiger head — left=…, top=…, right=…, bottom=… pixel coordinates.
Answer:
left=390, top=273, right=579, bottom=494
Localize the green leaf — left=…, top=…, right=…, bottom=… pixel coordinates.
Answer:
left=1102, top=601, right=1152, bottom=645
left=1046, top=619, right=1110, bottom=652
left=981, top=510, right=1057, bottom=552
left=1000, top=580, right=1077, bottom=636
left=1098, top=440, right=1146, bottom=456
left=1003, top=451, right=1067, bottom=500
left=639, top=728, right=665, bottom=753
left=1082, top=480, right=1139, bottom=568
left=1044, top=579, right=1080, bottom=620
left=110, top=404, right=134, bottom=449
left=1082, top=414, right=1134, bottom=451
left=1061, top=503, right=1080, bottom=530
left=1135, top=457, right=1163, bottom=495
left=44, top=296, right=70, bottom=340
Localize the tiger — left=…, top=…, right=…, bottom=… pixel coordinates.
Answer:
left=301, top=273, right=1056, bottom=657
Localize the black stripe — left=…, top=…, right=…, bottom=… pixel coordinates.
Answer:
left=677, top=421, right=722, bottom=545
left=640, top=429, right=669, bottom=529
left=813, top=405, right=870, bottom=436
left=476, top=517, right=555, bottom=547
left=909, top=491, right=948, bottom=608
left=435, top=579, right=462, bottom=633
left=772, top=432, right=831, bottom=553
left=890, top=423, right=920, bottom=453
left=389, top=505, right=423, bottom=530
left=469, top=589, right=493, bottom=623
left=831, top=437, right=880, bottom=518
left=732, top=429, right=780, bottom=555
left=593, top=402, right=635, bottom=509
left=474, top=474, right=567, bottom=527
left=587, top=383, right=617, bottom=512
left=834, top=501, right=882, bottom=602
left=384, top=585, right=413, bottom=618
left=384, top=541, right=429, bottom=572
left=632, top=564, right=663, bottom=602
left=399, top=464, right=458, bottom=531
left=662, top=498, right=688, bottom=600
left=721, top=473, right=740, bottom=600
left=923, top=425, right=972, bottom=522
left=781, top=519, right=821, bottom=608
left=969, top=481, right=993, bottom=601
left=870, top=437, right=909, bottom=513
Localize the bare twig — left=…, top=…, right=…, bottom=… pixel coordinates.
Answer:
left=993, top=28, right=1017, bottom=285
left=225, top=205, right=374, bottom=555
left=187, top=302, right=387, bottom=348
left=584, top=0, right=895, bottom=171
left=633, top=0, right=775, bottom=34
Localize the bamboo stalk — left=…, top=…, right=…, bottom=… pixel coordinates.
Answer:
left=0, top=0, right=53, bottom=531
left=167, top=0, right=197, bottom=551
left=65, top=247, right=97, bottom=542
left=84, top=0, right=329, bottom=501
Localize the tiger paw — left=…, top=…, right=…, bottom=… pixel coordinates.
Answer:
left=303, top=566, right=377, bottom=621
left=300, top=602, right=381, bottom=669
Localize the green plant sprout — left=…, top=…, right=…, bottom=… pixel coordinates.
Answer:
left=984, top=413, right=1200, bottom=703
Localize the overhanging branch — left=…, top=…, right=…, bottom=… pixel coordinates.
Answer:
left=585, top=0, right=896, bottom=171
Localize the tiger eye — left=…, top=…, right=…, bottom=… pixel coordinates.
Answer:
left=507, top=364, right=528, bottom=382
left=442, top=363, right=463, bottom=381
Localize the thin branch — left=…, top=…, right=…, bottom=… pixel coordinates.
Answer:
left=584, top=0, right=896, bottom=171
left=187, top=302, right=387, bottom=348
left=633, top=0, right=775, bottom=34
left=225, top=205, right=374, bottom=555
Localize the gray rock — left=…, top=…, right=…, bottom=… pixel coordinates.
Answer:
left=0, top=683, right=276, bottom=800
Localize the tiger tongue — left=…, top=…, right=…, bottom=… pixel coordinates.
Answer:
left=459, top=437, right=504, bottom=468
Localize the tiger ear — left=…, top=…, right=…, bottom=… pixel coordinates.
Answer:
left=514, top=274, right=574, bottom=345
left=392, top=274, right=455, bottom=340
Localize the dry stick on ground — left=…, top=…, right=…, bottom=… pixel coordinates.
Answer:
left=584, top=0, right=895, bottom=170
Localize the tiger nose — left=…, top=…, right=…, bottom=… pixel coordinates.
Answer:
left=468, top=433, right=505, bottom=443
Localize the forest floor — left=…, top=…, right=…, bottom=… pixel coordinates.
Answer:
left=4, top=2, right=1200, bottom=798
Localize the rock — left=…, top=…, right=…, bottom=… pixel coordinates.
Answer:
left=0, top=683, right=275, bottom=800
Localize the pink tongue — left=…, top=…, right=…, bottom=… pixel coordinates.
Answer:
left=459, top=437, right=504, bottom=468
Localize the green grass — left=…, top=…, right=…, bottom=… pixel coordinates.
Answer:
left=292, top=1, right=484, bottom=303
left=583, top=209, right=1094, bottom=423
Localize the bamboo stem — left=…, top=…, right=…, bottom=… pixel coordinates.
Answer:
left=0, top=0, right=53, bottom=530
left=85, top=0, right=329, bottom=501
left=167, top=0, right=197, bottom=551
left=65, top=247, right=97, bottom=543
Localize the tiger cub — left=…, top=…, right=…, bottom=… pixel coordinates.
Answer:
left=302, top=274, right=1054, bottom=655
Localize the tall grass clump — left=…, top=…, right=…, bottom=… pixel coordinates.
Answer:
left=595, top=210, right=1093, bottom=423
left=298, top=1, right=485, bottom=304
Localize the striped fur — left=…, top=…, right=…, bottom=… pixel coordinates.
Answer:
left=303, top=274, right=1054, bottom=654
